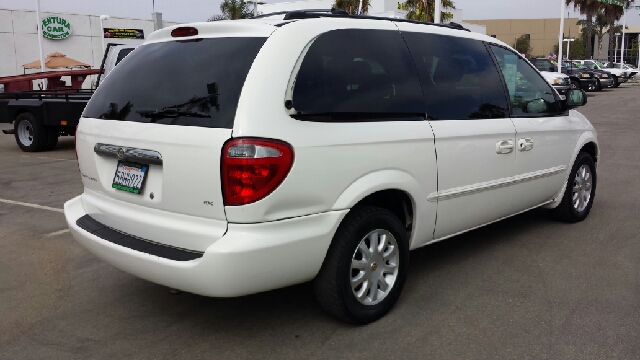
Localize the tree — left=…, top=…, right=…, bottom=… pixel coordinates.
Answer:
left=592, top=11, right=608, bottom=55
left=334, top=0, right=370, bottom=14
left=515, top=35, right=532, bottom=57
left=602, top=1, right=631, bottom=62
left=208, top=0, right=253, bottom=21
left=566, top=0, right=603, bottom=59
left=397, top=0, right=456, bottom=23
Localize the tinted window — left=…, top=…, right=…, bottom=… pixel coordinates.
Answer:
left=402, top=32, right=509, bottom=120
left=291, top=29, right=424, bottom=121
left=83, top=38, right=266, bottom=128
left=115, top=48, right=134, bottom=66
left=530, top=58, right=556, bottom=72
left=490, top=45, right=561, bottom=117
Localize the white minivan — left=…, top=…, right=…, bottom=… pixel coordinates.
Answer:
left=65, top=10, right=598, bottom=324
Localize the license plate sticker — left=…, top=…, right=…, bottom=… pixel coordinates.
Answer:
left=112, top=161, right=149, bottom=194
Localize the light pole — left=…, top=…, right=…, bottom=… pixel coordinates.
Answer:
left=614, top=33, right=621, bottom=63
left=434, top=0, right=441, bottom=23
left=35, top=0, right=46, bottom=88
left=620, top=7, right=626, bottom=64
left=557, top=0, right=566, bottom=74
left=99, top=15, right=110, bottom=53
left=247, top=1, right=266, bottom=17
left=563, top=38, right=575, bottom=60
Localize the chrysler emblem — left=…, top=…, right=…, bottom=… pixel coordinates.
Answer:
left=117, top=148, right=125, bottom=159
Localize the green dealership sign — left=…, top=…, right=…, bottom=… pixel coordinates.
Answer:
left=42, top=16, right=72, bottom=40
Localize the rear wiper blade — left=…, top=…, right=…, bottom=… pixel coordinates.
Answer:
left=137, top=108, right=211, bottom=119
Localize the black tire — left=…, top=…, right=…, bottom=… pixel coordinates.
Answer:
left=611, top=75, right=619, bottom=88
left=13, top=113, right=48, bottom=152
left=314, top=206, right=409, bottom=324
left=44, top=131, right=59, bottom=151
left=570, top=79, right=581, bottom=90
left=552, top=152, right=597, bottom=223
left=595, top=79, right=603, bottom=91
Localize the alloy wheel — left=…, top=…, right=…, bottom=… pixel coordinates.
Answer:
left=572, top=164, right=593, bottom=212
left=350, top=229, right=399, bottom=306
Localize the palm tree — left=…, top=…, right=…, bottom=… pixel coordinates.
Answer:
left=334, top=0, right=370, bottom=15
left=602, top=1, right=631, bottom=62
left=566, top=0, right=602, bottom=59
left=592, top=11, right=609, bottom=55
left=397, top=0, right=456, bottom=23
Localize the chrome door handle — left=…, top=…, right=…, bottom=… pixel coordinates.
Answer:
left=496, top=140, right=514, bottom=154
left=517, top=138, right=534, bottom=152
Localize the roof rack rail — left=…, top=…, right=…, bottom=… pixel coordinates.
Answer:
left=253, top=8, right=470, bottom=32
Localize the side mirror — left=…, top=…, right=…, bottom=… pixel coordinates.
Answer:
left=565, top=89, right=587, bottom=108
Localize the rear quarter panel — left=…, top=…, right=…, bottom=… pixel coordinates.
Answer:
left=228, top=19, right=438, bottom=249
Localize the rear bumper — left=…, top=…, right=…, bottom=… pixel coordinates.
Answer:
left=65, top=195, right=348, bottom=297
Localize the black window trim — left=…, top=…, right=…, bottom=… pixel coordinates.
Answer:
left=486, top=43, right=567, bottom=118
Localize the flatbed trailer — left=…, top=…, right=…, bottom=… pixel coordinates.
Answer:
left=0, top=68, right=99, bottom=152
left=0, top=89, right=94, bottom=151
left=0, top=43, right=136, bottom=152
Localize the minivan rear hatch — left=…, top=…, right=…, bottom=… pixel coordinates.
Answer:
left=76, top=28, right=269, bottom=251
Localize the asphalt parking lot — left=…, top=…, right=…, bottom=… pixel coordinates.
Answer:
left=1, top=84, right=639, bottom=360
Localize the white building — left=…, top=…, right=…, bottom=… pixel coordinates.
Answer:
left=258, top=1, right=485, bottom=34
left=0, top=8, right=179, bottom=79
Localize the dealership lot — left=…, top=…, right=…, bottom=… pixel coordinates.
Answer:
left=1, top=85, right=639, bottom=359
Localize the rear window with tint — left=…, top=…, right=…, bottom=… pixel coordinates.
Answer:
left=83, top=37, right=266, bottom=129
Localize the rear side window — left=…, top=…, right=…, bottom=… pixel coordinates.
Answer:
left=83, top=38, right=266, bottom=129
left=291, top=29, right=425, bottom=121
left=402, top=32, right=509, bottom=120
left=115, top=48, right=134, bottom=66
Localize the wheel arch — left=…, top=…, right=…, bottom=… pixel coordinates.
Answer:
left=331, top=170, right=421, bottom=243
left=544, top=133, right=598, bottom=209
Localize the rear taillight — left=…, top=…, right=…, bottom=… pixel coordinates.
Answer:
left=222, top=138, right=294, bottom=206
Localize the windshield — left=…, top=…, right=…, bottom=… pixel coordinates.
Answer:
left=83, top=37, right=267, bottom=128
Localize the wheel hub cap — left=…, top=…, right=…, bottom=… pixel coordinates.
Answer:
left=572, top=164, right=592, bottom=212
left=17, top=120, right=34, bottom=147
left=350, top=229, right=399, bottom=306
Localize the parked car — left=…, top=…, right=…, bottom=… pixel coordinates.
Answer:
left=528, top=58, right=571, bottom=97
left=605, top=62, right=638, bottom=79
left=529, top=58, right=596, bottom=91
left=574, top=60, right=629, bottom=87
left=566, top=61, right=614, bottom=90
left=65, top=10, right=599, bottom=324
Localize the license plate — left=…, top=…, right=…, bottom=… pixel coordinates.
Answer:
left=112, top=161, right=149, bottom=194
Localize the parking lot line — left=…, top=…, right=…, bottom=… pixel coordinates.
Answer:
left=43, top=229, right=70, bottom=237
left=0, top=198, right=64, bottom=213
left=20, top=155, right=76, bottom=162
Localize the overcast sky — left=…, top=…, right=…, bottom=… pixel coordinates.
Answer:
left=0, top=0, right=638, bottom=24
